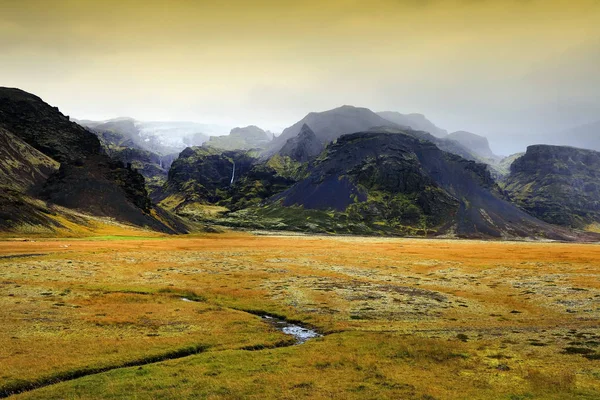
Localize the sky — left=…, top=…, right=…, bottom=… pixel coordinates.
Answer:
left=1, top=0, right=599, bottom=155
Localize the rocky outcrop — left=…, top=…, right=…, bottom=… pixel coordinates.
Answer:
left=162, top=147, right=256, bottom=204
left=504, top=145, right=600, bottom=229
left=278, top=124, right=323, bottom=162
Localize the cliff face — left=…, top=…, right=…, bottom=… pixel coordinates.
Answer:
left=504, top=145, right=600, bottom=229
left=163, top=147, right=256, bottom=203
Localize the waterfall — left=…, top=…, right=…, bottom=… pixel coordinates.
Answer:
left=230, top=161, right=236, bottom=185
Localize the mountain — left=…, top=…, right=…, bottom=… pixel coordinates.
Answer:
left=503, top=145, right=600, bottom=230
left=264, top=131, right=588, bottom=239
left=278, top=124, right=323, bottom=163
left=82, top=117, right=181, bottom=193
left=377, top=111, right=448, bottom=138
left=205, top=125, right=272, bottom=150
left=159, top=125, right=592, bottom=240
left=446, top=131, right=499, bottom=162
left=156, top=146, right=284, bottom=219
left=0, top=89, right=102, bottom=162
left=266, top=105, right=398, bottom=155
left=265, top=106, right=481, bottom=166
left=0, top=87, right=187, bottom=234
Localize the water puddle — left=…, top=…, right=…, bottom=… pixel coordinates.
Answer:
left=261, top=315, right=320, bottom=344
left=181, top=298, right=194, bottom=302
left=181, top=298, right=320, bottom=345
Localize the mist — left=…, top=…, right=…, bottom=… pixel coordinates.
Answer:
left=1, top=0, right=599, bottom=156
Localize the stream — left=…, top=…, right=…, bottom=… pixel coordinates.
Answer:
left=181, top=298, right=320, bottom=344
left=260, top=315, right=321, bottom=344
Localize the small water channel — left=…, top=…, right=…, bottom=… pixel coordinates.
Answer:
left=260, top=315, right=321, bottom=344
left=181, top=298, right=320, bottom=345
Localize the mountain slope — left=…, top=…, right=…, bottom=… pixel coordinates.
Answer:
left=0, top=87, right=187, bottom=234
left=271, top=131, right=586, bottom=239
left=504, top=145, right=600, bottom=230
left=0, top=88, right=102, bottom=162
left=447, top=131, right=499, bottom=161
left=266, top=105, right=398, bottom=155
left=0, top=127, right=59, bottom=193
left=377, top=111, right=448, bottom=138
left=278, top=124, right=323, bottom=163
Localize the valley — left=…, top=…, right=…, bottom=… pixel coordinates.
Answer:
left=1, top=234, right=600, bottom=399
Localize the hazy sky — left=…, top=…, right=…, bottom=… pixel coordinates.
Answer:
left=1, top=0, right=599, bottom=154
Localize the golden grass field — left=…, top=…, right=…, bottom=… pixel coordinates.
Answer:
left=1, top=232, right=600, bottom=399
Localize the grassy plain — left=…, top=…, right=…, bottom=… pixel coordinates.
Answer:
left=1, top=233, right=600, bottom=399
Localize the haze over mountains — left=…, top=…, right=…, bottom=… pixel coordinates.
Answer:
left=3, top=86, right=600, bottom=242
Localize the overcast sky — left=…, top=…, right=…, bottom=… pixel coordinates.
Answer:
left=1, top=0, right=599, bottom=155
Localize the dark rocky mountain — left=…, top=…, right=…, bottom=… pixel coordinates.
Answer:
left=504, top=145, right=600, bottom=230
left=266, top=106, right=481, bottom=165
left=268, top=131, right=588, bottom=239
left=157, top=147, right=256, bottom=206
left=156, top=146, right=293, bottom=219
left=377, top=111, right=448, bottom=138
left=278, top=124, right=323, bottom=163
left=205, top=125, right=272, bottom=150
left=0, top=88, right=102, bottom=163
left=266, top=105, right=398, bottom=155
left=0, top=87, right=186, bottom=233
left=447, top=131, right=499, bottom=162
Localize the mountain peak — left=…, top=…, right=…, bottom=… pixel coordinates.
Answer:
left=377, top=111, right=447, bottom=138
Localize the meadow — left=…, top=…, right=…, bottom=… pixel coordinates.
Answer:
left=1, top=233, right=599, bottom=399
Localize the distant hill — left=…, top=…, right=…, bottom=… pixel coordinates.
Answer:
left=504, top=145, right=600, bottom=230
left=266, top=105, right=398, bottom=155
left=205, top=125, right=272, bottom=150
left=447, top=131, right=500, bottom=162
left=265, top=105, right=481, bottom=165
left=0, top=87, right=187, bottom=234
left=377, top=111, right=448, bottom=138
